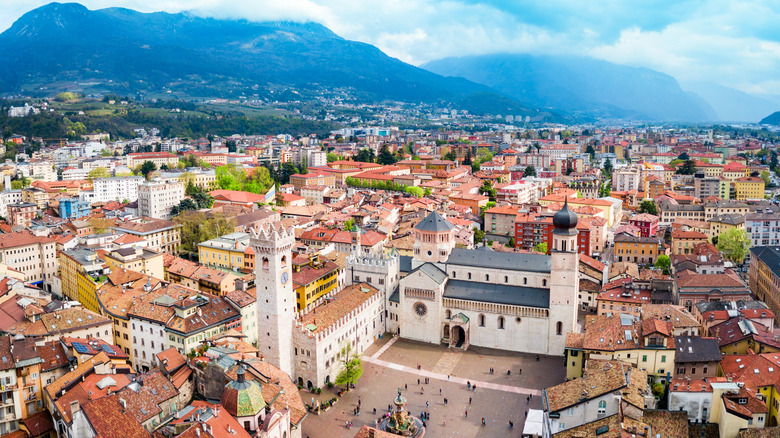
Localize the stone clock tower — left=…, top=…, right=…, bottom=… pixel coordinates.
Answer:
left=251, top=223, right=295, bottom=376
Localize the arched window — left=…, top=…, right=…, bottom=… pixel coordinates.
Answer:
left=262, top=257, right=269, bottom=272
left=281, top=255, right=287, bottom=268
left=598, top=400, right=607, bottom=414
left=468, top=272, right=472, bottom=280
left=445, top=309, right=452, bottom=319
left=543, top=279, right=547, bottom=287
left=523, top=277, right=527, bottom=285
left=478, top=314, right=485, bottom=327
left=498, top=316, right=505, bottom=330
left=556, top=321, right=563, bottom=335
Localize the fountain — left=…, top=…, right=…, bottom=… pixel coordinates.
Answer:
left=377, top=388, right=425, bottom=437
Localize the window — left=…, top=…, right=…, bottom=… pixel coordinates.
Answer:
left=468, top=273, right=472, bottom=280
left=479, top=314, right=485, bottom=326
left=505, top=276, right=508, bottom=283
left=642, top=355, right=647, bottom=362
left=661, top=356, right=666, bottom=363
left=556, top=321, right=563, bottom=336
left=543, top=279, right=547, bottom=287
left=498, top=316, right=505, bottom=329
left=486, top=274, right=489, bottom=281
left=445, top=309, right=452, bottom=319
left=598, top=400, right=606, bottom=414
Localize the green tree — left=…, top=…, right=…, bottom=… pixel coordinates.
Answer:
left=473, top=228, right=485, bottom=245
left=87, top=217, right=113, bottom=234
left=175, top=211, right=236, bottom=255
left=479, top=180, right=497, bottom=202
left=170, top=198, right=198, bottom=216
left=476, top=148, right=493, bottom=164
left=343, top=219, right=355, bottom=231
left=334, top=342, right=363, bottom=389
left=100, top=148, right=112, bottom=157
left=215, top=164, right=247, bottom=191
left=192, top=192, right=214, bottom=209
left=678, top=152, right=690, bottom=161
left=140, top=161, right=157, bottom=179
left=299, top=158, right=308, bottom=175
left=716, top=228, right=751, bottom=264
left=760, top=170, right=771, bottom=186
left=654, top=254, right=671, bottom=275
left=377, top=144, right=397, bottom=165
left=10, top=176, right=31, bottom=190
left=534, top=242, right=548, bottom=254
left=523, top=166, right=536, bottom=177
left=326, top=152, right=340, bottom=163
left=585, top=145, right=596, bottom=159
left=463, top=149, right=472, bottom=166
left=637, top=200, right=658, bottom=215
left=87, top=167, right=111, bottom=181
left=355, top=148, right=375, bottom=163
left=442, top=151, right=457, bottom=162
left=676, top=159, right=697, bottom=175
left=603, top=158, right=613, bottom=176
left=507, top=237, right=516, bottom=248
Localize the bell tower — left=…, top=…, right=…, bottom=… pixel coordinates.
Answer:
left=251, top=223, right=295, bottom=376
left=412, top=210, right=456, bottom=269
left=548, top=198, right=580, bottom=355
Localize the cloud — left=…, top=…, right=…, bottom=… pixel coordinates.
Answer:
left=2, top=0, right=780, bottom=96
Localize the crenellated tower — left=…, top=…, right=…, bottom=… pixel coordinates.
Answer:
left=250, top=223, right=296, bottom=376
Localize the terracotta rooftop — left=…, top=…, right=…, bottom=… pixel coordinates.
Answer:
left=81, top=394, right=151, bottom=437
left=299, top=283, right=380, bottom=335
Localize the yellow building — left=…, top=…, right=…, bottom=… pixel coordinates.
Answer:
left=198, top=232, right=253, bottom=273
left=112, top=218, right=181, bottom=255
left=734, top=177, right=765, bottom=200
left=719, top=351, right=780, bottom=427
left=292, top=253, right=341, bottom=311
left=59, top=249, right=112, bottom=311
left=175, top=169, right=217, bottom=190
left=104, top=247, right=164, bottom=279
left=613, top=234, right=665, bottom=264
left=707, top=214, right=745, bottom=242
left=21, top=187, right=48, bottom=210
left=565, top=315, right=676, bottom=382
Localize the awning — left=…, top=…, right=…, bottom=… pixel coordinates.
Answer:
left=523, top=409, right=543, bottom=437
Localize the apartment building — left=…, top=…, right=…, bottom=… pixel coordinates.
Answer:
left=80, top=176, right=144, bottom=203
left=748, top=246, right=780, bottom=326
left=125, top=152, right=179, bottom=168
left=614, top=234, right=665, bottom=264
left=137, top=178, right=184, bottom=219
left=197, top=232, right=253, bottom=273
left=112, top=218, right=181, bottom=254
left=613, top=166, right=641, bottom=192
left=0, top=232, right=57, bottom=289
left=6, top=203, right=36, bottom=227
left=734, top=176, right=765, bottom=201
left=484, top=205, right=520, bottom=240
left=746, top=208, right=780, bottom=247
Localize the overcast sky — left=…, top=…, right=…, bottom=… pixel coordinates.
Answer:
left=3, top=0, right=780, bottom=96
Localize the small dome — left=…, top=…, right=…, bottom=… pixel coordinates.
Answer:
left=553, top=198, right=578, bottom=234
left=221, top=365, right=266, bottom=417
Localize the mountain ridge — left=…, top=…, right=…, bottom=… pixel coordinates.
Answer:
left=423, top=53, right=716, bottom=122
left=0, top=2, right=548, bottom=118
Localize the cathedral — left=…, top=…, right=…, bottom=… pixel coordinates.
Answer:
left=250, top=200, right=581, bottom=388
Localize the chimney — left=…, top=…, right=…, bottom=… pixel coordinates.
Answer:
left=70, top=400, right=80, bottom=416
left=369, top=429, right=375, bottom=438
left=195, top=428, right=200, bottom=437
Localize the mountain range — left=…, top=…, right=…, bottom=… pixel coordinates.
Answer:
left=0, top=2, right=542, bottom=118
left=1, top=2, right=778, bottom=123
left=423, top=54, right=720, bottom=122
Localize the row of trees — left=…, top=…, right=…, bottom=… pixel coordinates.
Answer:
left=344, top=176, right=430, bottom=197
left=215, top=164, right=273, bottom=194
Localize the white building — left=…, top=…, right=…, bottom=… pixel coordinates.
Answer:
left=80, top=176, right=144, bottom=203
left=0, top=231, right=58, bottom=290
left=613, top=165, right=641, bottom=192
left=395, top=207, right=580, bottom=355
left=61, top=168, right=88, bottom=181
left=746, top=207, right=780, bottom=247
left=137, top=178, right=184, bottom=219
left=0, top=183, right=22, bottom=218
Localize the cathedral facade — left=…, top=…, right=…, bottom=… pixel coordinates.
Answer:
left=252, top=201, right=581, bottom=388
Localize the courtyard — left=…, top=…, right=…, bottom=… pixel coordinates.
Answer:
left=300, top=336, right=565, bottom=437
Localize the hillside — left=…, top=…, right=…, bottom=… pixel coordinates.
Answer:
left=423, top=54, right=716, bottom=122
left=0, top=2, right=541, bottom=117
left=760, top=111, right=780, bottom=125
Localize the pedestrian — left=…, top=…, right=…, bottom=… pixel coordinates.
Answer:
left=469, top=396, right=472, bottom=404
left=422, top=420, right=426, bottom=428
left=465, top=410, right=468, bottom=418
left=536, top=354, right=540, bottom=361
left=373, top=408, right=377, bottom=415
left=421, top=387, right=424, bottom=395
left=519, top=368, right=522, bottom=375
left=388, top=404, right=392, bottom=411
left=448, top=374, right=450, bottom=381
left=345, top=420, right=349, bottom=428
left=507, top=369, right=511, bottom=376
left=509, top=420, right=514, bottom=429
left=530, top=394, right=533, bottom=401
left=443, top=420, right=446, bottom=426
left=482, top=417, right=486, bottom=426
left=358, top=399, right=361, bottom=407
left=417, top=378, right=420, bottom=385
left=525, top=410, right=528, bottom=417
left=467, top=381, right=471, bottom=389
left=404, top=383, right=407, bottom=390
left=444, top=398, right=448, bottom=406
left=426, top=401, right=429, bottom=408
left=439, top=388, right=441, bottom=395
left=473, top=385, right=477, bottom=392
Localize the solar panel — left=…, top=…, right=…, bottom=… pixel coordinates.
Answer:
left=73, top=343, right=90, bottom=354
left=101, top=344, right=115, bottom=355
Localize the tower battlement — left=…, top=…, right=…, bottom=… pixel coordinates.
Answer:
left=249, top=223, right=295, bottom=252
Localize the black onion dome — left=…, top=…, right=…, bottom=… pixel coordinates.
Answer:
left=553, top=197, right=578, bottom=235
